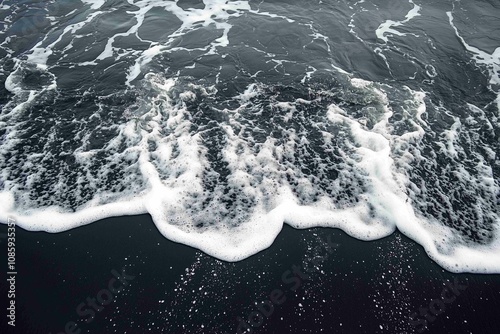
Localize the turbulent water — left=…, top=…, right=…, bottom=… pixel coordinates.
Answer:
left=0, top=0, right=498, bottom=272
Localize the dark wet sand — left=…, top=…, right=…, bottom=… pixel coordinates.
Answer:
left=1, top=214, right=500, bottom=334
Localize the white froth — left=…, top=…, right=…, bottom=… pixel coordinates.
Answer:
left=81, top=0, right=106, bottom=10
left=447, top=11, right=500, bottom=109
left=1, top=0, right=499, bottom=275
left=3, top=73, right=500, bottom=273
left=375, top=0, right=421, bottom=43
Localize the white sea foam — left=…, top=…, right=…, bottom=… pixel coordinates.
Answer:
left=1, top=71, right=499, bottom=272
left=0, top=0, right=499, bottom=274
left=447, top=10, right=500, bottom=112
left=375, top=0, right=421, bottom=43
left=81, top=0, right=106, bottom=10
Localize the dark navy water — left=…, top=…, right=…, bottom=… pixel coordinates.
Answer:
left=0, top=0, right=499, bottom=290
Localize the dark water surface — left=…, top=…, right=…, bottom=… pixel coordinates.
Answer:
left=0, top=0, right=499, bottom=332
left=1, top=0, right=499, bottom=268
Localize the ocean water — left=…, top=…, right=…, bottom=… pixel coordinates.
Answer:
left=0, top=0, right=498, bottom=272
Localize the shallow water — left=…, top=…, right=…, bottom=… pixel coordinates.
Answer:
left=0, top=0, right=499, bottom=272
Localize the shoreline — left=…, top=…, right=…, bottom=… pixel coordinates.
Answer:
left=2, top=204, right=500, bottom=274
left=1, top=213, right=500, bottom=333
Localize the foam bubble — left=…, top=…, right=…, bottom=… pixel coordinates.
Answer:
left=1, top=0, right=499, bottom=274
